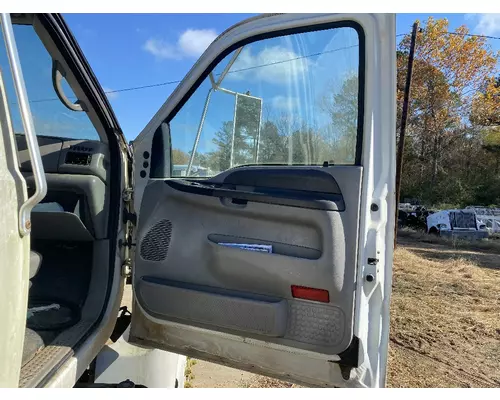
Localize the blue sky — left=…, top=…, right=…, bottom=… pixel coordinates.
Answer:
left=62, top=13, right=500, bottom=141
left=63, top=14, right=258, bottom=141
left=2, top=14, right=500, bottom=145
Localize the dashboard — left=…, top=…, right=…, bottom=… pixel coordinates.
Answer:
left=15, top=134, right=110, bottom=183
left=15, top=134, right=110, bottom=240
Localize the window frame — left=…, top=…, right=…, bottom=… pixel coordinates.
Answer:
left=151, top=20, right=366, bottom=178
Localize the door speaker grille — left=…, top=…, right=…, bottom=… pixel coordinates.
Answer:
left=140, top=219, right=172, bottom=261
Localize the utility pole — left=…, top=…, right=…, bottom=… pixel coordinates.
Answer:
left=394, top=22, right=419, bottom=248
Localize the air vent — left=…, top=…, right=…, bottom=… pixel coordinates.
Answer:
left=140, top=219, right=172, bottom=262
left=70, top=145, right=93, bottom=152
left=65, top=151, right=92, bottom=166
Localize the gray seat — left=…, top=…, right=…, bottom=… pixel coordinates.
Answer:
left=30, top=250, right=42, bottom=285
left=23, top=252, right=46, bottom=366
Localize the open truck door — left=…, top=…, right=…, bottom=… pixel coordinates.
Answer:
left=129, top=13, right=396, bottom=388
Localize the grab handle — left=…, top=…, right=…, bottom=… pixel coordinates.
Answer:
left=52, top=60, right=83, bottom=112
left=1, top=13, right=47, bottom=235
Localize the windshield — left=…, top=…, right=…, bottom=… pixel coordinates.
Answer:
left=0, top=23, right=100, bottom=141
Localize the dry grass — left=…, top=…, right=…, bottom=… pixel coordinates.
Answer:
left=241, top=376, right=302, bottom=388
left=184, top=358, right=197, bottom=388
left=397, top=227, right=500, bottom=253
left=387, top=244, right=500, bottom=387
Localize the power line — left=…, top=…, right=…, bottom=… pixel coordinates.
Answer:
left=26, top=78, right=184, bottom=103
left=105, top=79, right=182, bottom=94
left=444, top=31, right=500, bottom=41
left=219, top=44, right=358, bottom=76
left=24, top=44, right=360, bottom=104
left=398, top=29, right=500, bottom=41
left=19, top=30, right=500, bottom=105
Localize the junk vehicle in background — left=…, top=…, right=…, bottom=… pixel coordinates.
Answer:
left=172, top=165, right=214, bottom=177
left=426, top=209, right=489, bottom=240
left=398, top=204, right=435, bottom=231
left=465, top=206, right=500, bottom=235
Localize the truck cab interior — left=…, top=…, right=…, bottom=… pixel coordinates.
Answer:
left=1, top=14, right=124, bottom=387
left=1, top=12, right=396, bottom=389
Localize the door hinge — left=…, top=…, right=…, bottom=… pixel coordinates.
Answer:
left=121, top=258, right=132, bottom=278
left=121, top=185, right=136, bottom=283
left=119, top=235, right=136, bottom=249
left=122, top=188, right=137, bottom=225
left=122, top=187, right=133, bottom=202
left=122, top=208, right=137, bottom=225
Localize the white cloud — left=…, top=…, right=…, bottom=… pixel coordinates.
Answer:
left=226, top=46, right=309, bottom=85
left=271, top=95, right=300, bottom=111
left=102, top=87, right=119, bottom=100
left=470, top=13, right=500, bottom=35
left=178, top=29, right=218, bottom=57
left=143, top=28, right=217, bottom=60
left=143, top=38, right=181, bottom=60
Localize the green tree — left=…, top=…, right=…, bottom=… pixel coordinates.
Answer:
left=209, top=121, right=234, bottom=172
left=257, top=120, right=287, bottom=164
left=232, top=94, right=262, bottom=166
left=172, top=148, right=190, bottom=165
left=203, top=93, right=264, bottom=171
left=321, top=75, right=359, bottom=164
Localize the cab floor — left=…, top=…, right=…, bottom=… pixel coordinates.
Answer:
left=22, top=241, right=92, bottom=368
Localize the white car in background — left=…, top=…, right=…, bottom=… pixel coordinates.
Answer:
left=426, top=209, right=489, bottom=240
left=465, top=206, right=500, bottom=235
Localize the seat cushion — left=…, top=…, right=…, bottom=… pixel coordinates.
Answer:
left=30, top=251, right=42, bottom=280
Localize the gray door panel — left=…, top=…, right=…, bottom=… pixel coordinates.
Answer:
left=134, top=166, right=362, bottom=356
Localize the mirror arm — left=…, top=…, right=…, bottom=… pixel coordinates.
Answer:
left=186, top=88, right=213, bottom=176
left=186, top=45, right=264, bottom=174
left=215, top=46, right=243, bottom=87
left=208, top=72, right=217, bottom=90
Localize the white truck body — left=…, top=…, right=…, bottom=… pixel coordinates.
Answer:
left=465, top=206, right=500, bottom=234
left=427, top=209, right=489, bottom=240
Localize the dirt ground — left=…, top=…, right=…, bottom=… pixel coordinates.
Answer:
left=188, top=236, right=500, bottom=388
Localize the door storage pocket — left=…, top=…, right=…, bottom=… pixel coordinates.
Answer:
left=208, top=234, right=321, bottom=259
left=137, top=277, right=288, bottom=337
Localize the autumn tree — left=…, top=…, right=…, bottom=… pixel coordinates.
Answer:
left=471, top=75, right=500, bottom=126
left=470, top=75, right=500, bottom=174
left=397, top=17, right=499, bottom=206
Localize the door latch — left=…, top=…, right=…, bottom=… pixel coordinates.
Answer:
left=365, top=258, right=379, bottom=283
